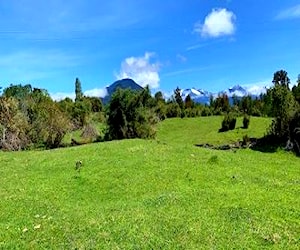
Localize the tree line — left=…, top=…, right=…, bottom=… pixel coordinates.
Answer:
left=1, top=70, right=300, bottom=154
left=0, top=78, right=103, bottom=150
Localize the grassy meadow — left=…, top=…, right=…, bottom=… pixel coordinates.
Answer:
left=0, top=117, right=299, bottom=249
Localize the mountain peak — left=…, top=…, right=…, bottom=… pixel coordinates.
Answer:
left=226, top=85, right=248, bottom=97
left=228, top=85, right=246, bottom=92
left=102, top=78, right=143, bottom=104
left=107, top=78, right=143, bottom=94
left=179, top=84, right=263, bottom=104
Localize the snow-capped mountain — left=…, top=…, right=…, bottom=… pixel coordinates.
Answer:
left=224, top=85, right=248, bottom=97
left=180, top=88, right=213, bottom=105
left=180, top=84, right=265, bottom=104
left=181, top=88, right=210, bottom=100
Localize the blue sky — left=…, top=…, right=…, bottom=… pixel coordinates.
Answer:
left=0, top=0, right=299, bottom=99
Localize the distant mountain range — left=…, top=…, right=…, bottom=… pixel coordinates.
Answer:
left=180, top=85, right=264, bottom=105
left=102, top=79, right=266, bottom=105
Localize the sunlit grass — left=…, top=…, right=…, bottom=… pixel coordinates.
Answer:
left=0, top=117, right=299, bottom=249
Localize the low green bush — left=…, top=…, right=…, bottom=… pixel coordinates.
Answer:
left=220, top=113, right=237, bottom=132
left=243, top=115, right=250, bottom=129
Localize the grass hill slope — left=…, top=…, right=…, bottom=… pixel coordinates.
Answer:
left=0, top=117, right=299, bottom=249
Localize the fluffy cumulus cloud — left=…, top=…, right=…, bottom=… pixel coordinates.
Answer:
left=84, top=88, right=108, bottom=98
left=51, top=88, right=107, bottom=101
left=50, top=92, right=75, bottom=101
left=276, top=4, right=300, bottom=19
left=195, top=8, right=236, bottom=38
left=117, top=52, right=160, bottom=89
left=245, top=85, right=267, bottom=96
left=243, top=80, right=273, bottom=96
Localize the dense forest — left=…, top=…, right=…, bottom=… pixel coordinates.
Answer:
left=1, top=70, right=300, bottom=154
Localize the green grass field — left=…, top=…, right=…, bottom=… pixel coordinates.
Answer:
left=1, top=117, right=299, bottom=249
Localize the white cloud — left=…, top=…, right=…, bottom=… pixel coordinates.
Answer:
left=51, top=88, right=107, bottom=101
left=50, top=92, right=75, bottom=101
left=195, top=8, right=236, bottom=38
left=84, top=88, right=108, bottom=98
left=117, top=52, right=160, bottom=89
left=245, top=85, right=267, bottom=96
left=243, top=80, right=272, bottom=96
left=276, top=4, right=300, bottom=20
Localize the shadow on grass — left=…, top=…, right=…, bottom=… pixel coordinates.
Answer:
left=218, top=126, right=248, bottom=133
left=195, top=135, right=281, bottom=154
left=250, top=138, right=279, bottom=153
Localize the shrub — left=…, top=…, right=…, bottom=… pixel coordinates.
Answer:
left=220, top=113, right=236, bottom=132
left=81, top=124, right=99, bottom=142
left=201, top=107, right=212, bottom=116
left=243, top=115, right=250, bottom=129
left=165, top=103, right=181, bottom=118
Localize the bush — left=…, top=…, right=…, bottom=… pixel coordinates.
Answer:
left=81, top=124, right=99, bottom=142
left=243, top=115, right=250, bottom=129
left=201, top=107, right=212, bottom=116
left=165, top=103, right=181, bottom=118
left=220, top=113, right=236, bottom=132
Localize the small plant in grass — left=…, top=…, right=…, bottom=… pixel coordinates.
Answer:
left=220, top=113, right=237, bottom=132
left=208, top=155, right=218, bottom=164
left=243, top=115, right=250, bottom=129
left=75, top=160, right=83, bottom=173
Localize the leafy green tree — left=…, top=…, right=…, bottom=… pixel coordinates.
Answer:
left=265, top=70, right=299, bottom=145
left=72, top=99, right=92, bottom=128
left=154, top=91, right=165, bottom=104
left=27, top=90, right=70, bottom=148
left=268, top=84, right=298, bottom=141
left=0, top=97, right=30, bottom=150
left=106, top=88, right=158, bottom=140
left=86, top=96, right=103, bottom=112
left=137, top=85, right=155, bottom=108
left=58, top=97, right=74, bottom=119
left=3, top=84, right=32, bottom=99
left=43, top=101, right=71, bottom=148
left=75, top=78, right=83, bottom=102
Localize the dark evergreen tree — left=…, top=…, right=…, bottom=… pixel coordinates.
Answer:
left=174, top=87, right=184, bottom=109
left=185, top=94, right=194, bottom=109
left=241, top=95, right=253, bottom=114
left=272, top=70, right=290, bottom=90
left=75, top=78, right=83, bottom=102
left=292, top=76, right=300, bottom=104
left=213, top=93, right=229, bottom=113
